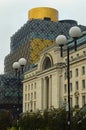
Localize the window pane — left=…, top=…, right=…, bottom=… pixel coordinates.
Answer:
left=82, top=80, right=85, bottom=90
left=75, top=81, right=79, bottom=90
left=82, top=96, right=85, bottom=106
left=75, top=68, right=78, bottom=77
left=82, top=66, right=85, bottom=75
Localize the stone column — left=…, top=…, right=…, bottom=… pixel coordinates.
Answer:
left=43, top=77, right=47, bottom=110
left=41, top=78, right=43, bottom=110
left=49, top=75, right=52, bottom=108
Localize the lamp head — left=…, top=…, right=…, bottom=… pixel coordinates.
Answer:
left=69, top=26, right=82, bottom=38
left=56, top=35, right=67, bottom=46
left=18, top=58, right=27, bottom=66
left=12, top=62, right=20, bottom=70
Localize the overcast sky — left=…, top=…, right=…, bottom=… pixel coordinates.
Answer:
left=0, top=0, right=86, bottom=74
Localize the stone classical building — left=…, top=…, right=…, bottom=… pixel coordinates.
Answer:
left=23, top=34, right=86, bottom=112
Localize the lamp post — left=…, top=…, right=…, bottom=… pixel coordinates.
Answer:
left=56, top=26, right=82, bottom=130
left=12, top=58, right=26, bottom=129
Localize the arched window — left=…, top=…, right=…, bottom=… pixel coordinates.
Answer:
left=42, top=57, right=52, bottom=70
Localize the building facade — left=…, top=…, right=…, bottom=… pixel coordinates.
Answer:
left=23, top=35, right=86, bottom=112
left=0, top=7, right=86, bottom=113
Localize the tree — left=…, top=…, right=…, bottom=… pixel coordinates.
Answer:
left=19, top=107, right=77, bottom=130
left=0, top=109, right=12, bottom=130
left=72, top=106, right=86, bottom=130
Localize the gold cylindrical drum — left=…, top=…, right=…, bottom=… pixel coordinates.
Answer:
left=28, top=7, right=58, bottom=22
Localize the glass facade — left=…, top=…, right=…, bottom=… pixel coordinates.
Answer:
left=0, top=74, right=22, bottom=112
left=4, top=19, right=86, bottom=74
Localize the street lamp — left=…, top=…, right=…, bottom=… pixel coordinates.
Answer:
left=12, top=57, right=26, bottom=129
left=13, top=58, right=27, bottom=76
left=56, top=26, right=82, bottom=130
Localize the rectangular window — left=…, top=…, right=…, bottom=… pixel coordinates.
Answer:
left=31, top=93, right=33, bottom=100
left=25, top=103, right=27, bottom=112
left=70, top=97, right=72, bottom=107
left=70, top=70, right=72, bottom=78
left=28, top=85, right=30, bottom=91
left=25, top=85, right=27, bottom=91
left=82, top=66, right=85, bottom=75
left=34, top=82, right=36, bottom=89
left=70, top=83, right=72, bottom=92
left=82, top=96, right=85, bottom=106
left=75, top=81, right=79, bottom=90
left=31, top=84, right=33, bottom=90
left=28, top=103, right=29, bottom=111
left=75, top=68, right=78, bottom=77
left=75, top=96, right=79, bottom=106
left=64, top=72, right=67, bottom=80
left=31, top=102, right=33, bottom=111
left=34, top=101, right=36, bottom=110
left=34, top=92, right=36, bottom=99
left=64, top=98, right=67, bottom=104
left=64, top=84, right=67, bottom=93
left=82, top=79, right=85, bottom=90
left=28, top=93, right=30, bottom=100
left=25, top=94, right=27, bottom=101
